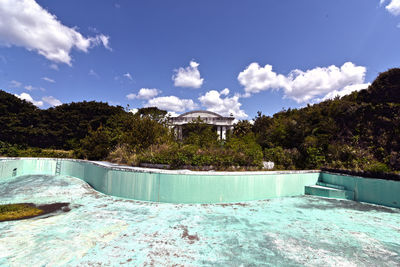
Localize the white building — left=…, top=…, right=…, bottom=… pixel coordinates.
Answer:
left=169, top=110, right=235, bottom=140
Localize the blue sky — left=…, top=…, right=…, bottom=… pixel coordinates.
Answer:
left=0, top=0, right=399, bottom=119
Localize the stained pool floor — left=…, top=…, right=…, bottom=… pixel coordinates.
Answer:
left=0, top=175, right=400, bottom=266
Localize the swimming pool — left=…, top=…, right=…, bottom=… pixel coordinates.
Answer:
left=1, top=157, right=399, bottom=207
left=0, top=173, right=399, bottom=266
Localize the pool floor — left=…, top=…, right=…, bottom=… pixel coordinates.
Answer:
left=0, top=174, right=399, bottom=266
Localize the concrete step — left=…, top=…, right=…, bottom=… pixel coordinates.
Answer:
left=316, top=181, right=346, bottom=190
left=305, top=185, right=354, bottom=200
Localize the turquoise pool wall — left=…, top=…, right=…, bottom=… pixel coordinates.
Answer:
left=320, top=172, right=400, bottom=208
left=1, top=158, right=399, bottom=207
left=0, top=158, right=320, bottom=203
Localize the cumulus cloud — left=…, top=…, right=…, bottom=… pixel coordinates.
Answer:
left=42, top=77, right=55, bottom=83
left=172, top=61, right=204, bottom=88
left=146, top=96, right=198, bottom=112
left=0, top=0, right=111, bottom=65
left=385, top=0, right=400, bottom=15
left=127, top=88, right=160, bottom=100
left=42, top=96, right=62, bottom=106
left=320, top=83, right=370, bottom=101
left=238, top=62, right=367, bottom=103
left=199, top=88, right=248, bottom=118
left=14, top=92, right=43, bottom=107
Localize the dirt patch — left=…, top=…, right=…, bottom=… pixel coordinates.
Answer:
left=180, top=225, right=199, bottom=243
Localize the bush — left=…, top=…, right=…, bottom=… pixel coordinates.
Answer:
left=137, top=137, right=263, bottom=170
left=107, top=145, right=138, bottom=165
left=264, top=146, right=299, bottom=170
left=75, top=125, right=112, bottom=160
left=365, top=161, right=391, bottom=173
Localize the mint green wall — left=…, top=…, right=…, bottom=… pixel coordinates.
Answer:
left=0, top=158, right=319, bottom=203
left=1, top=158, right=399, bottom=206
left=320, top=173, right=400, bottom=208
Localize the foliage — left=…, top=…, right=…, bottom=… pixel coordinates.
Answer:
left=138, top=139, right=263, bottom=170
left=75, top=125, right=112, bottom=160
left=0, top=141, right=73, bottom=158
left=120, top=113, right=172, bottom=152
left=137, top=107, right=168, bottom=122
left=232, top=120, right=253, bottom=137
left=183, top=118, right=219, bottom=148
left=106, top=145, right=138, bottom=166
left=251, top=68, right=400, bottom=171
left=0, top=204, right=43, bottom=222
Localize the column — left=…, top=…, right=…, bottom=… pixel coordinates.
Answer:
left=174, top=127, right=178, bottom=138
left=178, top=126, right=183, bottom=140
left=217, top=126, right=221, bottom=140
left=222, top=126, right=226, bottom=140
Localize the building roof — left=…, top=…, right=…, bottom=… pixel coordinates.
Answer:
left=177, top=110, right=230, bottom=118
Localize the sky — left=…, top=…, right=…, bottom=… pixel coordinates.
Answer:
left=0, top=0, right=400, bottom=119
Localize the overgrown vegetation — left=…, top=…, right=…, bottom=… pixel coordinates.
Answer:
left=0, top=204, right=43, bottom=221
left=1, top=68, right=399, bottom=172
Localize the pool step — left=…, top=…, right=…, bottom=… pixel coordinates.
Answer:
left=316, top=181, right=346, bottom=190
left=305, top=185, right=354, bottom=200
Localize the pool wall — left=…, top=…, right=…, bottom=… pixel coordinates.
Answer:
left=320, top=172, right=400, bottom=208
left=0, top=158, right=399, bottom=207
left=0, top=158, right=320, bottom=203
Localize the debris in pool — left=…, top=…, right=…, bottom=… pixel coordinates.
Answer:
left=180, top=225, right=199, bottom=243
left=0, top=202, right=70, bottom=222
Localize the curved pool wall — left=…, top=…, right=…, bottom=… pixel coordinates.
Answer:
left=0, top=158, right=320, bottom=203
left=0, top=158, right=399, bottom=207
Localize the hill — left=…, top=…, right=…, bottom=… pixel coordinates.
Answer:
left=0, top=91, right=125, bottom=150
left=253, top=68, right=400, bottom=171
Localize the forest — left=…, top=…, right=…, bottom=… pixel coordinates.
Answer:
left=0, top=68, right=399, bottom=173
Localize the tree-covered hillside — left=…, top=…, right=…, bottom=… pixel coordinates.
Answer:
left=0, top=92, right=125, bottom=150
left=0, top=68, right=399, bottom=171
left=254, top=68, right=400, bottom=171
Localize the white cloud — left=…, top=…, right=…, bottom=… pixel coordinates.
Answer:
left=42, top=77, right=55, bottom=83
left=320, top=83, right=370, bottom=101
left=199, top=89, right=248, bottom=119
left=123, top=72, right=133, bottom=80
left=386, top=0, right=400, bottom=15
left=127, top=88, right=160, bottom=100
left=129, top=108, right=138, bottom=114
left=9, top=80, right=22, bottom=87
left=42, top=96, right=62, bottom=106
left=172, top=61, right=204, bottom=88
left=220, top=88, right=230, bottom=96
left=238, top=62, right=367, bottom=103
left=14, top=92, right=43, bottom=107
left=146, top=96, right=198, bottom=112
left=238, top=63, right=288, bottom=95
left=90, top=34, right=111, bottom=51
left=0, top=0, right=111, bottom=65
